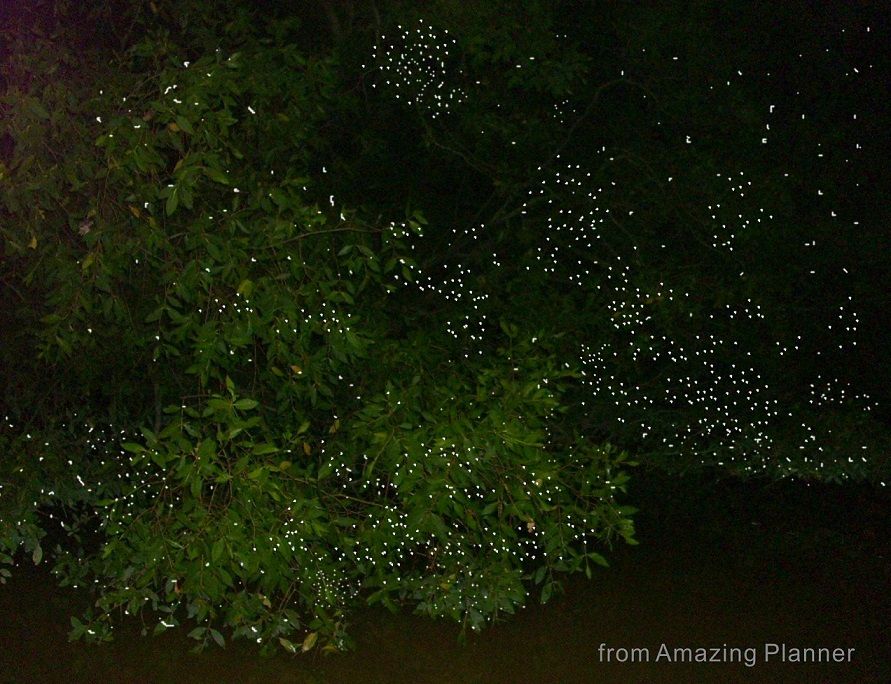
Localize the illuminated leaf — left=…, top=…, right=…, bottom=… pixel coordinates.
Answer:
left=301, top=631, right=318, bottom=652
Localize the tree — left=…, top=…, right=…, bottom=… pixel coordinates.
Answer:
left=1, top=0, right=634, bottom=652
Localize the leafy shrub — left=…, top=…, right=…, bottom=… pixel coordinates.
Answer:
left=0, top=2, right=635, bottom=652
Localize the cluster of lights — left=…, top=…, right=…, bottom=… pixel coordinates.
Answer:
left=704, top=171, right=770, bottom=252
left=367, top=19, right=466, bottom=118
left=366, top=21, right=881, bottom=482
left=524, top=151, right=876, bottom=477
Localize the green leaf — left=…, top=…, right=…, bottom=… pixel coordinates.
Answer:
left=204, top=166, right=230, bottom=185
left=166, top=187, right=179, bottom=216
left=588, top=552, right=609, bottom=568
left=32, top=545, right=43, bottom=565
left=301, top=631, right=318, bottom=652
left=211, top=539, right=224, bottom=562
left=234, top=398, right=258, bottom=411
left=175, top=115, right=194, bottom=134
left=236, top=279, right=254, bottom=297
left=317, top=461, right=333, bottom=480
left=533, top=565, right=547, bottom=585
left=140, top=427, right=159, bottom=445
left=207, top=398, right=231, bottom=412
left=210, top=629, right=225, bottom=648
left=279, top=637, right=297, bottom=653
left=541, top=581, right=554, bottom=604
left=197, top=439, right=217, bottom=460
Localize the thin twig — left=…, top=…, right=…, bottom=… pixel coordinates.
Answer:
left=271, top=224, right=383, bottom=247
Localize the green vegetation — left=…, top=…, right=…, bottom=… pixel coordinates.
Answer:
left=1, top=0, right=886, bottom=654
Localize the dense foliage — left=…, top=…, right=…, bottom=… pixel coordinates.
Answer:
left=0, top=1, right=637, bottom=651
left=1, top=0, right=887, bottom=654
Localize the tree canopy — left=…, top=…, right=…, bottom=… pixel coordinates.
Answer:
left=1, top=0, right=887, bottom=653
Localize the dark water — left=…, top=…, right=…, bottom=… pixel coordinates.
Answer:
left=1, top=472, right=888, bottom=683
